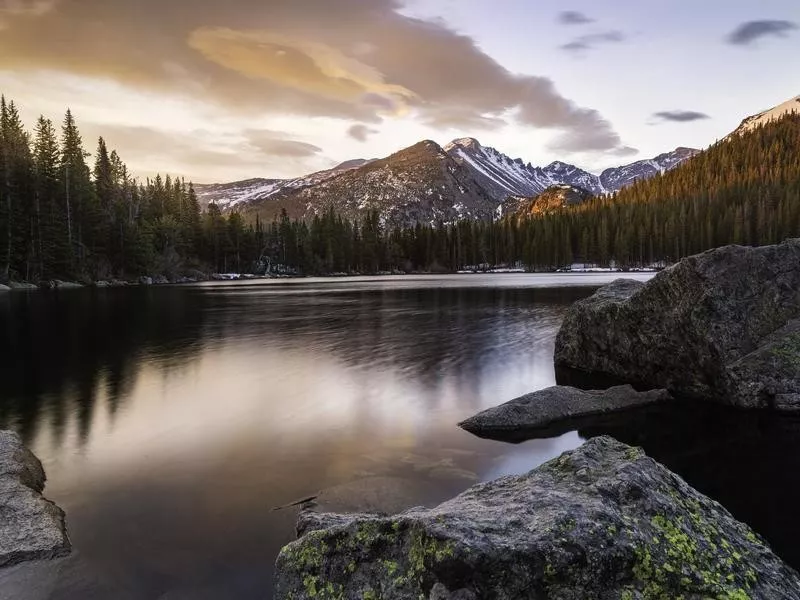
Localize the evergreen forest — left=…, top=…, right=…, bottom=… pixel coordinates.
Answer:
left=2, top=95, right=799, bottom=282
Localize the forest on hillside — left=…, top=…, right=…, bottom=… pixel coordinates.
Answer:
left=229, top=113, right=800, bottom=274
left=2, top=95, right=799, bottom=282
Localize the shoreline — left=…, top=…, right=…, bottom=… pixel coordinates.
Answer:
left=0, top=268, right=663, bottom=292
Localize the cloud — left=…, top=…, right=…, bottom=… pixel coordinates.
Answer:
left=653, top=110, right=710, bottom=123
left=726, top=20, right=797, bottom=46
left=347, top=124, right=377, bottom=142
left=512, top=77, right=635, bottom=153
left=89, top=124, right=328, bottom=182
left=244, top=129, right=322, bottom=157
left=558, top=11, right=594, bottom=26
left=0, top=0, right=634, bottom=155
left=561, top=31, right=626, bottom=53
left=187, top=27, right=418, bottom=115
left=0, top=0, right=57, bottom=28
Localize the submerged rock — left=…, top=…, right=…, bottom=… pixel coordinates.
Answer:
left=274, top=436, right=799, bottom=599
left=0, top=431, right=71, bottom=568
left=459, top=385, right=670, bottom=440
left=555, top=240, right=800, bottom=409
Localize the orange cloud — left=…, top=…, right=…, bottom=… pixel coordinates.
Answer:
left=188, top=28, right=417, bottom=115
left=0, top=0, right=635, bottom=156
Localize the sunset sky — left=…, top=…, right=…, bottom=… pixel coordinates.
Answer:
left=1, top=0, right=798, bottom=183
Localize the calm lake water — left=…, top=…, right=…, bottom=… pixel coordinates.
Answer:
left=1, top=273, right=800, bottom=599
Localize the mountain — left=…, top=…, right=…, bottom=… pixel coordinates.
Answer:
left=242, top=140, right=497, bottom=226
left=442, top=138, right=697, bottom=197
left=501, top=185, right=594, bottom=218
left=599, top=147, right=699, bottom=191
left=196, top=140, right=698, bottom=224
left=730, top=95, right=800, bottom=137
left=194, top=159, right=375, bottom=210
left=443, top=137, right=590, bottom=197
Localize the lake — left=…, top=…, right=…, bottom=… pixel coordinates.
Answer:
left=1, top=273, right=800, bottom=599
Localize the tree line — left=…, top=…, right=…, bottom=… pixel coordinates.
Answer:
left=0, top=96, right=255, bottom=282
left=2, top=94, right=799, bottom=281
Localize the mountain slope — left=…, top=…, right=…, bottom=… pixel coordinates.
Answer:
left=599, top=147, right=699, bottom=191
left=501, top=185, right=594, bottom=218
left=443, top=138, right=696, bottom=197
left=194, top=159, right=375, bottom=210
left=199, top=141, right=697, bottom=222
left=243, top=140, right=498, bottom=226
left=511, top=111, right=800, bottom=268
left=730, top=95, right=800, bottom=137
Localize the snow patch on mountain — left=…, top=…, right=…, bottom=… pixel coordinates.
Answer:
left=196, top=139, right=697, bottom=218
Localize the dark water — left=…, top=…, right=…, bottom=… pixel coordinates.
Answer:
left=0, top=273, right=799, bottom=599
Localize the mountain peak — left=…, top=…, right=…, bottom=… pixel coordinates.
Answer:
left=444, top=137, right=482, bottom=152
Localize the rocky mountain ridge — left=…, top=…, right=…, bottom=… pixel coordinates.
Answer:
left=195, top=140, right=696, bottom=225
left=195, top=93, right=798, bottom=225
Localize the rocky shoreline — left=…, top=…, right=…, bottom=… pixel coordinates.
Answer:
left=274, top=240, right=800, bottom=599
left=0, top=432, right=70, bottom=568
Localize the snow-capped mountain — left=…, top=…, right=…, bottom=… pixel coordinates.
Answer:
left=730, top=95, right=800, bottom=137
left=195, top=139, right=696, bottom=224
left=194, top=158, right=375, bottom=210
left=599, top=147, right=699, bottom=191
left=444, top=138, right=694, bottom=198
left=242, top=140, right=497, bottom=227
left=444, top=138, right=559, bottom=198
left=194, top=178, right=287, bottom=210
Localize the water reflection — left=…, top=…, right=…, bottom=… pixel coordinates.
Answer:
left=0, top=274, right=626, bottom=600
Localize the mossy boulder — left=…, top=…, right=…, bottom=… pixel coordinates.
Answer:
left=274, top=437, right=799, bottom=599
left=555, top=240, right=800, bottom=409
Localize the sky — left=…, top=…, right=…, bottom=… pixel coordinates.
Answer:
left=0, top=0, right=799, bottom=183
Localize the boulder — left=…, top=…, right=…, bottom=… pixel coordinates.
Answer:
left=459, top=385, right=671, bottom=440
left=0, top=284, right=9, bottom=293
left=274, top=436, right=799, bottom=599
left=139, top=276, right=153, bottom=286
left=0, top=431, right=71, bottom=568
left=555, top=240, right=800, bottom=409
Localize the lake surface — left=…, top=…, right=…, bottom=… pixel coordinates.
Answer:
left=1, top=273, right=800, bottom=599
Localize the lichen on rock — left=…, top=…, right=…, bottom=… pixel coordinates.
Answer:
left=274, top=436, right=800, bottom=599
